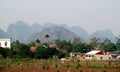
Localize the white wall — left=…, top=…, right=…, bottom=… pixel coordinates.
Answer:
left=95, top=55, right=110, bottom=60
left=85, top=54, right=94, bottom=60
left=0, top=38, right=11, bottom=49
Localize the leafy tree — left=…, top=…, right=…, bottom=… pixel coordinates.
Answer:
left=19, top=43, right=30, bottom=58
left=29, top=42, right=35, bottom=46
left=55, top=39, right=73, bottom=52
left=116, top=38, right=120, bottom=50
left=57, top=51, right=66, bottom=59
left=0, top=47, right=10, bottom=58
left=46, top=47, right=58, bottom=58
left=12, top=40, right=21, bottom=49
left=45, top=34, right=50, bottom=38
left=35, top=39, right=41, bottom=46
left=45, top=34, right=50, bottom=43
left=100, top=39, right=116, bottom=52
left=36, top=39, right=40, bottom=43
left=34, top=46, right=47, bottom=59
left=73, top=43, right=93, bottom=53
left=9, top=50, right=20, bottom=58
left=90, top=37, right=100, bottom=48
left=34, top=45, right=58, bottom=59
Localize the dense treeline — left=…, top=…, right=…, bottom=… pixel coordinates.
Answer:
left=0, top=38, right=120, bottom=59
left=0, top=40, right=67, bottom=59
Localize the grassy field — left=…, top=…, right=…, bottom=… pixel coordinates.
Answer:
left=0, top=58, right=120, bottom=72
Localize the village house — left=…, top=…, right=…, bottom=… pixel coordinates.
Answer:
left=85, top=50, right=105, bottom=60
left=71, top=38, right=81, bottom=44
left=85, top=50, right=119, bottom=60
left=49, top=43, right=57, bottom=48
left=0, top=38, right=11, bottom=49
left=70, top=52, right=85, bottom=59
left=30, top=46, right=37, bottom=52
left=106, top=52, right=119, bottom=59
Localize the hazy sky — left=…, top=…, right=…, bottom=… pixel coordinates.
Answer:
left=0, top=0, right=120, bottom=35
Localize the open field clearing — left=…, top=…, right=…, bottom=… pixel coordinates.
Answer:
left=0, top=58, right=120, bottom=72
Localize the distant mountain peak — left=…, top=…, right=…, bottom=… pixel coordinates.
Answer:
left=0, top=20, right=117, bottom=43
left=30, top=26, right=80, bottom=43
left=91, top=29, right=115, bottom=42
left=15, top=20, right=26, bottom=24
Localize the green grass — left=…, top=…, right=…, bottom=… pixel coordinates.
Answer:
left=0, top=58, right=32, bottom=66
left=87, top=65, right=105, bottom=68
left=61, top=64, right=76, bottom=68
left=48, top=58, right=60, bottom=63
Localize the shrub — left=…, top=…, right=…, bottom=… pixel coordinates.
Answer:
left=76, top=63, right=81, bottom=69
left=0, top=66, right=3, bottom=71
left=103, top=70, right=107, bottom=72
left=42, top=65, right=45, bottom=70
left=57, top=70, right=60, bottom=72
left=55, top=64, right=58, bottom=68
left=67, top=64, right=70, bottom=68
left=77, top=59, right=80, bottom=62
left=46, top=66, right=49, bottom=71
left=80, top=70, right=83, bottom=72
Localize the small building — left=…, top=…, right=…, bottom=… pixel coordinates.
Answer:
left=70, top=52, right=85, bottom=59
left=49, top=43, right=57, bottom=48
left=85, top=50, right=119, bottom=60
left=106, top=52, right=119, bottom=59
left=85, top=50, right=105, bottom=60
left=72, top=38, right=81, bottom=44
left=0, top=38, right=11, bottom=49
left=30, top=46, right=37, bottom=52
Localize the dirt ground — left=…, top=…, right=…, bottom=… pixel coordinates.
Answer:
left=0, top=59, right=120, bottom=72
left=0, top=66, right=120, bottom=72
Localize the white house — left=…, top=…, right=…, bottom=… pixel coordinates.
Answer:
left=85, top=50, right=119, bottom=60
left=85, top=50, right=105, bottom=60
left=0, top=38, right=11, bottom=49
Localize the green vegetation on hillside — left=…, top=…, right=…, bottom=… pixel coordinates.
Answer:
left=0, top=38, right=120, bottom=59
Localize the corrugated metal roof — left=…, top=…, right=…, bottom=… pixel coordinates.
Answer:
left=86, top=50, right=101, bottom=55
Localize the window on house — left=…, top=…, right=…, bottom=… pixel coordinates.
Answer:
left=5, top=42, right=7, bottom=46
left=92, top=55, right=94, bottom=57
left=100, top=57, right=102, bottom=60
left=89, top=55, right=91, bottom=57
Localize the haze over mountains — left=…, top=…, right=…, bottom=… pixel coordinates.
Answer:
left=0, top=21, right=119, bottom=43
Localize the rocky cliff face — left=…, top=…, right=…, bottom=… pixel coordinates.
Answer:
left=6, top=21, right=86, bottom=43
left=0, top=20, right=118, bottom=43
left=90, top=29, right=116, bottom=42
left=30, top=26, right=80, bottom=43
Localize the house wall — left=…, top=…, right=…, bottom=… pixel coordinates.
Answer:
left=0, top=38, right=11, bottom=49
left=85, top=54, right=110, bottom=60
left=85, top=54, right=118, bottom=60
left=95, top=55, right=110, bottom=60
left=70, top=53, right=75, bottom=57
left=85, top=54, right=94, bottom=60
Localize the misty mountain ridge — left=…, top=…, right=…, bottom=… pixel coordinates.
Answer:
left=0, top=20, right=119, bottom=43
left=30, top=26, right=79, bottom=43
left=0, top=29, right=8, bottom=38
left=91, top=29, right=117, bottom=42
